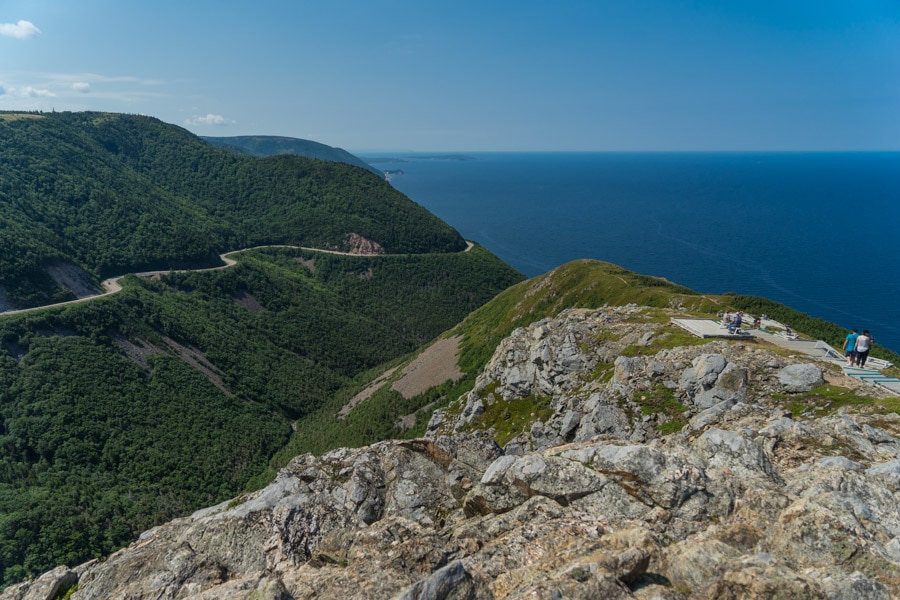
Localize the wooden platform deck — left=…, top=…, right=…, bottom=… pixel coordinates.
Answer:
left=671, top=318, right=752, bottom=339
left=671, top=317, right=898, bottom=397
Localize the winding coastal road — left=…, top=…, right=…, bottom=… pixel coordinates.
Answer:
left=1, top=241, right=476, bottom=318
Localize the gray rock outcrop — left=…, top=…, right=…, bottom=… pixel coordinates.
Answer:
left=6, top=306, right=900, bottom=599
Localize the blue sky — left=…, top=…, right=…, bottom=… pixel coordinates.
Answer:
left=1, top=0, right=897, bottom=151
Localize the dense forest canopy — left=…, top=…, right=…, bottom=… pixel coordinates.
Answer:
left=0, top=111, right=464, bottom=308
left=0, top=111, right=523, bottom=585
left=0, top=244, right=521, bottom=585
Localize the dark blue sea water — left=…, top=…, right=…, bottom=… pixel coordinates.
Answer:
left=369, top=152, right=900, bottom=354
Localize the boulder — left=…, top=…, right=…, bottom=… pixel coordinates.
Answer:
left=776, top=363, right=824, bottom=393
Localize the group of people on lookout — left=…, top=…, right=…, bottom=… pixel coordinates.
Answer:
left=842, top=328, right=874, bottom=368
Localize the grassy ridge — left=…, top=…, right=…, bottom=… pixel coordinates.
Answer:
left=455, top=259, right=712, bottom=374
left=454, top=260, right=899, bottom=378
left=289, top=259, right=717, bottom=455
left=309, top=259, right=899, bottom=457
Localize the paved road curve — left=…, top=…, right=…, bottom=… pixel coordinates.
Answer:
left=0, top=242, right=475, bottom=318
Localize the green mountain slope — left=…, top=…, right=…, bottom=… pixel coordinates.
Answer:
left=299, top=259, right=900, bottom=455
left=283, top=259, right=708, bottom=454
left=10, top=111, right=895, bottom=591
left=0, top=111, right=462, bottom=308
left=0, top=111, right=523, bottom=585
left=0, top=244, right=521, bottom=585
left=202, top=135, right=385, bottom=178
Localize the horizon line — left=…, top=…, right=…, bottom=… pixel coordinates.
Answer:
left=350, top=149, right=900, bottom=155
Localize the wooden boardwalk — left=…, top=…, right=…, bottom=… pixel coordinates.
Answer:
left=843, top=366, right=900, bottom=396
left=672, top=317, right=899, bottom=397
left=670, top=318, right=753, bottom=340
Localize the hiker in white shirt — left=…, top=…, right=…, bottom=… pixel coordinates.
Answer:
left=855, top=330, right=872, bottom=368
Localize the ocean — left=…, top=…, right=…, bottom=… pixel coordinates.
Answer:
left=366, top=152, right=900, bottom=354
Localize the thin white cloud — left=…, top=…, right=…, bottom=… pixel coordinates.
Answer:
left=44, top=72, right=161, bottom=86
left=0, top=71, right=169, bottom=106
left=185, top=113, right=230, bottom=126
left=0, top=20, right=41, bottom=40
left=8, top=86, right=55, bottom=98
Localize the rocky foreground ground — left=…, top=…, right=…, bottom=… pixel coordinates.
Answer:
left=6, top=306, right=900, bottom=599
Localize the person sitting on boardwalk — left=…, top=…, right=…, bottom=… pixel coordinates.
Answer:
left=842, top=328, right=859, bottom=366
left=720, top=312, right=731, bottom=327
left=727, top=311, right=743, bottom=334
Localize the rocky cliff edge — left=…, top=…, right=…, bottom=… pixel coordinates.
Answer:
left=7, top=305, right=900, bottom=599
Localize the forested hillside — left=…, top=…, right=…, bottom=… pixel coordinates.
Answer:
left=0, top=111, right=523, bottom=585
left=0, top=245, right=521, bottom=585
left=202, top=135, right=385, bottom=178
left=0, top=111, right=463, bottom=308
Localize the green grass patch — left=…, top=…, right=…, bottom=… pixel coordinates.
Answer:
left=769, top=384, right=900, bottom=417
left=0, top=112, right=45, bottom=121
left=656, top=420, right=687, bottom=434
left=594, top=331, right=623, bottom=343
left=633, top=384, right=689, bottom=433
left=55, top=584, right=78, bottom=600
left=883, top=366, right=900, bottom=379
left=471, top=394, right=554, bottom=447
left=635, top=309, right=678, bottom=324
left=588, top=361, right=615, bottom=383
left=636, top=384, right=686, bottom=416
left=619, top=326, right=710, bottom=357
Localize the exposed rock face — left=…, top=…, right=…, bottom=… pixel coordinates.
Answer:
left=344, top=232, right=385, bottom=255
left=6, top=306, right=900, bottom=599
left=44, top=259, right=101, bottom=299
